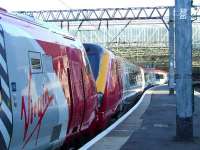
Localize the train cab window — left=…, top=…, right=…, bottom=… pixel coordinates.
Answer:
left=160, top=74, right=164, bottom=79
left=129, top=72, right=136, bottom=86
left=29, top=51, right=43, bottom=73
left=86, top=53, right=99, bottom=80
left=83, top=43, right=104, bottom=81
left=156, top=74, right=164, bottom=80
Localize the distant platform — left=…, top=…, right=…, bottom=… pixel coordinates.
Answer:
left=83, top=85, right=200, bottom=150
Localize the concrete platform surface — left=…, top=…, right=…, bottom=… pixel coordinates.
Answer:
left=89, top=85, right=200, bottom=150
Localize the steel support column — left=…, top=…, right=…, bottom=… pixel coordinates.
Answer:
left=169, top=7, right=175, bottom=94
left=175, top=0, right=193, bottom=140
left=60, top=21, right=63, bottom=29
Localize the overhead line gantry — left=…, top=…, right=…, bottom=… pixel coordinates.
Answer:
left=16, top=6, right=200, bottom=29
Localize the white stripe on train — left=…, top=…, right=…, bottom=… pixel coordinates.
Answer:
left=0, top=54, right=7, bottom=74
left=0, top=119, right=10, bottom=147
left=1, top=101, right=12, bottom=124
left=1, top=77, right=10, bottom=98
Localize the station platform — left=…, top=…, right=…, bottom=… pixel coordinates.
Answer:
left=83, top=85, right=200, bottom=150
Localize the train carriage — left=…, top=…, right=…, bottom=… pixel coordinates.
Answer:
left=84, top=43, right=145, bottom=129
left=0, top=9, right=98, bottom=150
left=144, top=68, right=168, bottom=87
left=83, top=43, right=123, bottom=129
left=117, top=58, right=145, bottom=105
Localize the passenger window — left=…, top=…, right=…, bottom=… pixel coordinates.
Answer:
left=29, top=51, right=42, bottom=73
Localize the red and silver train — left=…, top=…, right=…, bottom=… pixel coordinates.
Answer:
left=83, top=44, right=145, bottom=130
left=144, top=68, right=168, bottom=87
left=0, top=9, right=149, bottom=150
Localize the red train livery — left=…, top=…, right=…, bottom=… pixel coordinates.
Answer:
left=84, top=43, right=145, bottom=130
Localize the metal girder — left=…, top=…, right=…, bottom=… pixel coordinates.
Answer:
left=16, top=6, right=200, bottom=32
left=15, top=6, right=200, bottom=70
left=16, top=7, right=171, bottom=22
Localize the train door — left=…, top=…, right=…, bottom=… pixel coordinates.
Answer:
left=67, top=48, right=85, bottom=135
left=107, top=59, right=122, bottom=115
left=109, top=60, right=117, bottom=108
left=116, top=60, right=123, bottom=103
left=80, top=53, right=98, bottom=131
left=21, top=51, right=60, bottom=148
left=13, top=51, right=61, bottom=150
left=104, top=59, right=116, bottom=116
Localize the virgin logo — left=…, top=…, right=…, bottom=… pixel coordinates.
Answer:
left=21, top=72, right=54, bottom=149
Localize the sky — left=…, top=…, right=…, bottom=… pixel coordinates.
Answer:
left=0, top=0, right=200, bottom=11
left=0, top=0, right=175, bottom=11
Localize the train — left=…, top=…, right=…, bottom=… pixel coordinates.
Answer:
left=0, top=8, right=98, bottom=150
left=83, top=43, right=145, bottom=130
left=0, top=8, right=166, bottom=150
left=118, top=58, right=145, bottom=105
left=144, top=68, right=168, bottom=87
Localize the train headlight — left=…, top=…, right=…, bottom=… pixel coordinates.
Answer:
left=97, top=92, right=103, bottom=108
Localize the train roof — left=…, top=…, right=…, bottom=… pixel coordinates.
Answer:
left=0, top=9, right=88, bottom=52
left=0, top=8, right=75, bottom=41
